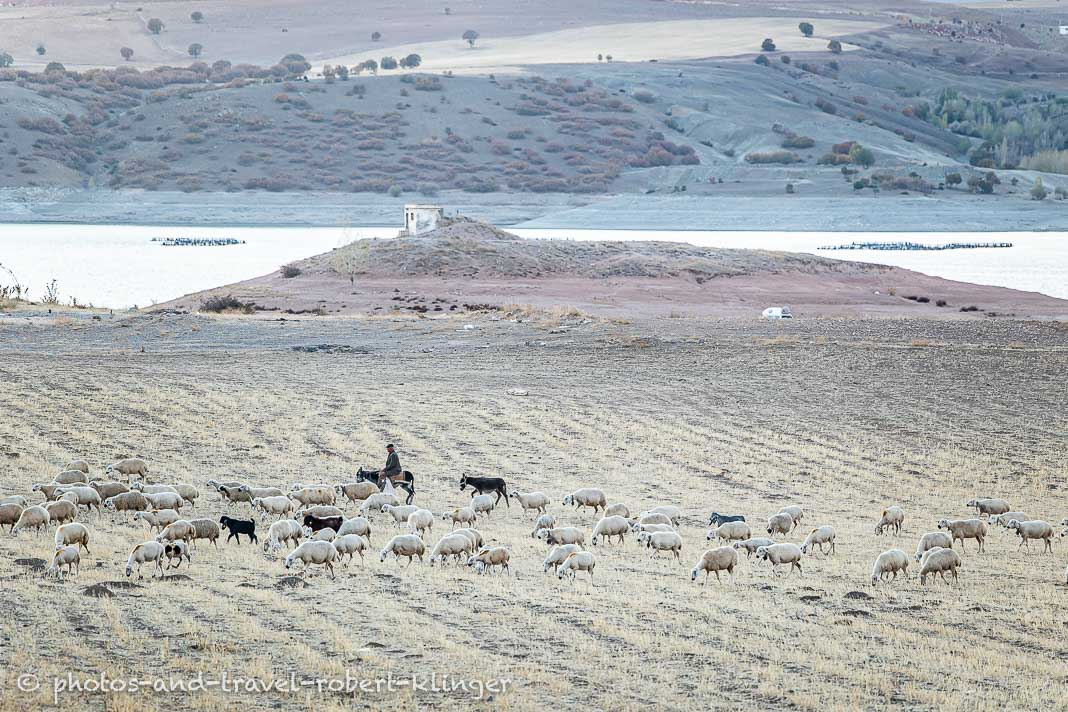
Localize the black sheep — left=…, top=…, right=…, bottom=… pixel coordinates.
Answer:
left=219, top=515, right=257, bottom=544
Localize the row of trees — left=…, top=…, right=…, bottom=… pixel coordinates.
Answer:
left=759, top=37, right=842, bottom=53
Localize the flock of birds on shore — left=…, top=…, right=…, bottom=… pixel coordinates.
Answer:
left=4, top=458, right=1068, bottom=588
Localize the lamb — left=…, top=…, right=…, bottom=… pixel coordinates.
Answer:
left=443, top=507, right=478, bottom=529
left=708, top=512, right=746, bottom=527
left=378, top=534, right=426, bottom=566
left=188, top=518, right=221, bottom=548
left=919, top=546, right=962, bottom=585
left=755, top=543, right=804, bottom=575
left=54, top=522, right=90, bottom=553
left=131, top=482, right=177, bottom=495
left=991, top=512, right=1028, bottom=527
left=90, top=481, right=129, bottom=501
left=126, top=540, right=165, bottom=578
left=875, top=506, right=905, bottom=536
left=219, top=516, right=257, bottom=544
left=643, top=506, right=682, bottom=526
left=778, top=506, right=804, bottom=530
left=11, top=506, right=50, bottom=536
left=1008, top=519, right=1055, bottom=553
left=308, top=527, right=336, bottom=542
left=358, top=493, right=399, bottom=516
left=133, top=508, right=180, bottom=533
left=284, top=540, right=339, bottom=578
left=536, top=527, right=585, bottom=546
left=252, top=496, right=296, bottom=520
left=156, top=520, right=197, bottom=544
left=299, top=505, right=345, bottom=520
left=562, top=488, right=607, bottom=514
left=164, top=541, right=192, bottom=569
left=263, top=519, right=304, bottom=553
left=530, top=513, right=556, bottom=538
left=634, top=513, right=673, bottom=528
left=470, top=494, right=497, bottom=518
left=65, top=459, right=90, bottom=474
left=407, top=509, right=434, bottom=537
left=336, top=516, right=372, bottom=540
left=44, top=500, right=78, bottom=526
left=691, top=547, right=738, bottom=584
left=871, top=549, right=909, bottom=586
left=54, top=469, right=89, bottom=485
left=590, top=515, right=630, bottom=545
left=107, top=458, right=149, bottom=479
left=235, top=484, right=285, bottom=501
left=0, top=496, right=28, bottom=508
left=103, top=491, right=150, bottom=517
left=218, top=484, right=254, bottom=507
left=937, top=518, right=988, bottom=553
left=706, top=520, right=751, bottom=543
left=556, top=551, right=596, bottom=582
left=430, top=533, right=475, bottom=565
left=335, top=481, right=380, bottom=504
left=333, top=534, right=370, bottom=565
left=510, top=490, right=551, bottom=515
left=382, top=504, right=420, bottom=526
left=914, top=531, right=953, bottom=561
left=543, top=543, right=583, bottom=574
left=604, top=503, right=630, bottom=519
left=466, top=546, right=510, bottom=574
left=644, top=530, right=684, bottom=561
left=288, top=486, right=336, bottom=511
left=47, top=545, right=81, bottom=579
left=800, top=526, right=837, bottom=556
left=0, top=503, right=24, bottom=532
left=54, top=486, right=103, bottom=515
left=966, top=498, right=1011, bottom=518
left=143, top=492, right=183, bottom=511
left=766, top=513, right=794, bottom=538
left=453, top=528, right=484, bottom=550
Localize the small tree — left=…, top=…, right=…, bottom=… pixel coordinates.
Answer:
left=371, top=31, right=381, bottom=42
left=212, top=59, right=231, bottom=72
left=605, top=54, right=612, bottom=62
left=45, top=61, right=65, bottom=72
left=0, top=51, right=12, bottom=67
left=799, top=22, right=814, bottom=37
left=380, top=56, right=398, bottom=70
left=463, top=29, right=480, bottom=47
left=361, top=59, right=378, bottom=75
left=755, top=54, right=770, bottom=66
left=191, top=11, right=204, bottom=23
left=1031, top=177, right=1047, bottom=200
left=36, top=44, right=46, bottom=56
left=188, top=43, right=203, bottom=58
left=444, top=7, right=451, bottom=14
left=336, top=64, right=349, bottom=80
left=945, top=172, right=962, bottom=188
left=147, top=18, right=164, bottom=35
left=849, top=144, right=875, bottom=168
left=322, top=64, right=335, bottom=82
left=120, top=46, right=134, bottom=61
left=399, top=53, right=422, bottom=69
left=827, top=39, right=842, bottom=54
left=761, top=38, right=776, bottom=52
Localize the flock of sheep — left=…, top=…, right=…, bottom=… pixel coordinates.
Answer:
left=4, top=458, right=1068, bottom=589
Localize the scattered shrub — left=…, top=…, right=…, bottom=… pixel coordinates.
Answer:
left=200, top=294, right=254, bottom=313
left=280, top=264, right=302, bottom=278
left=744, top=151, right=800, bottom=164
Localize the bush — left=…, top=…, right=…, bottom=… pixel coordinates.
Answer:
left=1031, top=177, right=1047, bottom=200
left=815, top=97, right=837, bottom=115
left=799, top=22, right=814, bottom=37
left=380, top=56, right=398, bottom=70
left=147, top=18, right=164, bottom=34
left=744, top=150, right=800, bottom=164
left=633, top=89, right=656, bottom=103
left=755, top=55, right=769, bottom=66
left=781, top=135, right=814, bottom=149
left=388, top=184, right=403, bottom=197
left=280, top=264, right=301, bottom=278
left=828, top=40, right=842, bottom=54
left=761, top=38, right=776, bottom=52
left=848, top=144, right=875, bottom=168
left=200, top=294, right=254, bottom=313
left=945, top=172, right=962, bottom=187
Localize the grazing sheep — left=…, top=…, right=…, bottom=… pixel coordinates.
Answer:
left=133, top=509, right=180, bottom=533
left=337, top=516, right=372, bottom=541
left=44, top=500, right=78, bottom=526
left=778, top=506, right=804, bottom=530
left=107, top=458, right=149, bottom=479
left=54, top=470, right=90, bottom=485
left=382, top=504, right=420, bottom=526
left=543, top=543, right=583, bottom=573
left=453, top=528, right=484, bottom=550
left=875, top=506, right=905, bottom=536
left=65, top=459, right=90, bottom=474
left=706, top=520, right=751, bottom=543
left=54, top=522, right=90, bottom=553
left=644, top=530, right=684, bottom=561
left=308, top=527, right=336, bottom=542
left=284, top=540, right=339, bottom=578
left=54, top=486, right=103, bottom=516
left=31, top=482, right=69, bottom=502
left=264, top=519, right=304, bottom=553
left=289, top=486, right=336, bottom=511
left=766, top=513, right=794, bottom=538
left=219, top=516, right=257, bottom=544
left=300, top=505, right=345, bottom=520
left=235, top=485, right=285, bottom=501
left=103, top=491, right=150, bottom=517
left=919, top=546, right=962, bottom=585
left=800, top=526, right=836, bottom=556
left=443, top=507, right=478, bottom=529
left=379, top=534, right=426, bottom=566
left=691, top=547, right=738, bottom=584
left=252, top=496, right=296, bottom=520
left=131, top=482, right=177, bottom=495
left=188, top=518, right=221, bottom=548
left=207, top=480, right=245, bottom=502
left=643, top=506, right=682, bottom=526
left=173, top=484, right=199, bottom=505
left=967, top=498, right=1011, bottom=518
left=156, top=520, right=197, bottom=544
left=733, top=537, right=775, bottom=559
left=164, top=541, right=192, bottom=569
left=937, top=519, right=988, bottom=553
left=871, top=549, right=909, bottom=586
left=914, top=531, right=953, bottom=561
left=557, top=551, right=596, bottom=582
left=708, top=511, right=746, bottom=527
left=634, top=513, right=673, bottom=528
left=90, top=481, right=129, bottom=501
left=303, top=514, right=343, bottom=534
left=756, top=543, right=804, bottom=575
left=0, top=503, right=24, bottom=532
left=47, top=545, right=81, bottom=579
left=991, top=512, right=1028, bottom=528
left=430, top=533, right=474, bottom=565
left=1008, top=519, right=1055, bottom=553
left=1, top=496, right=28, bottom=508
left=218, top=484, right=254, bottom=507
left=126, top=540, right=165, bottom=578
left=333, top=534, right=370, bottom=565
left=604, top=503, right=630, bottom=519
left=359, top=493, right=399, bottom=516
left=407, top=509, right=434, bottom=537
left=335, top=481, right=379, bottom=504
left=470, top=494, right=497, bottom=518
left=11, top=506, right=50, bottom=536
left=591, top=515, right=630, bottom=545
left=634, top=523, right=675, bottom=538
left=143, top=492, right=183, bottom=511
left=562, top=488, right=607, bottom=514
left=530, top=513, right=557, bottom=538
left=510, top=491, right=550, bottom=515
left=467, top=546, right=510, bottom=574
left=537, top=527, right=585, bottom=546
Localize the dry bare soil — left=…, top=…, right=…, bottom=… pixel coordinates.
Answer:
left=0, top=305, right=1066, bottom=710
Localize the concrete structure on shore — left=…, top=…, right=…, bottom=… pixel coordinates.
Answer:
left=403, top=205, right=445, bottom=236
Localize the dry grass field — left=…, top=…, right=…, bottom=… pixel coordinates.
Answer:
left=0, top=311, right=1066, bottom=709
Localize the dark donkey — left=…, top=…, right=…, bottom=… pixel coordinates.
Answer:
left=459, top=474, right=509, bottom=507
left=356, top=467, right=416, bottom=505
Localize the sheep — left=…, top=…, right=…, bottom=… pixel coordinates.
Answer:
left=164, top=540, right=192, bottom=569
left=470, top=494, right=497, bottom=518
left=189, top=518, right=221, bottom=548
left=378, top=534, right=426, bottom=566
left=44, top=500, right=78, bottom=526
left=875, top=506, right=905, bottom=536
left=173, top=484, right=200, bottom=504
left=919, top=546, right=962, bottom=585
left=107, top=458, right=149, bottom=479
left=871, top=549, right=909, bottom=586
left=65, top=459, right=90, bottom=474
left=967, top=498, right=1011, bottom=518
left=382, top=504, right=420, bottom=526
left=0, top=503, right=24, bottom=532
left=466, top=546, right=510, bottom=574
left=218, top=484, right=254, bottom=507
left=143, top=492, right=183, bottom=511
left=634, top=513, right=673, bottom=528
left=335, top=481, right=380, bottom=504
left=430, top=533, right=474, bottom=565
left=54, top=469, right=89, bottom=485
left=453, top=528, right=484, bottom=550
left=206, top=480, right=245, bottom=500
left=443, top=507, right=478, bottom=529
left=766, top=513, right=794, bottom=538
left=914, top=531, right=953, bottom=561
left=1008, top=519, right=1054, bottom=553
left=60, top=492, right=80, bottom=506
left=635, top=523, right=676, bottom=537
left=219, top=516, right=257, bottom=544
left=264, top=519, right=305, bottom=553
left=133, top=508, right=180, bottom=533
left=90, top=481, right=129, bottom=501
left=358, top=493, right=399, bottom=516
left=289, top=482, right=334, bottom=492
left=333, top=534, right=370, bottom=565
left=937, top=518, right=988, bottom=553
left=235, top=484, right=285, bottom=502
left=407, top=509, right=434, bottom=537
left=103, top=491, right=150, bottom=517
left=562, top=488, right=607, bottom=514
left=157, top=520, right=197, bottom=544
left=308, top=527, right=336, bottom=542
left=0, top=495, right=28, bottom=508
left=643, top=506, right=682, bottom=526
left=556, top=551, right=596, bottom=582
left=252, top=496, right=296, bottom=520
left=510, top=490, right=550, bottom=515
left=644, top=530, right=683, bottom=561
left=543, top=543, right=583, bottom=573
left=604, top=503, right=630, bottom=519
left=991, top=512, right=1028, bottom=528
left=11, top=506, right=50, bottom=536
left=125, top=540, right=165, bottom=578
left=303, top=514, right=343, bottom=534
left=54, top=522, right=90, bottom=553
left=536, top=527, right=585, bottom=546
left=800, top=526, right=836, bottom=556
left=284, top=541, right=339, bottom=578
left=708, top=512, right=746, bottom=527
left=733, top=537, right=775, bottom=559
left=755, top=543, right=804, bottom=575
left=54, top=486, right=103, bottom=515
left=289, top=486, right=336, bottom=511
left=300, top=505, right=345, bottom=520
left=336, top=516, right=372, bottom=539
left=47, top=545, right=81, bottom=579
left=530, top=513, right=557, bottom=538
left=131, top=482, right=177, bottom=495
left=31, top=482, right=69, bottom=502
left=706, top=521, right=751, bottom=543
left=778, top=506, right=804, bottom=530
left=691, top=547, right=738, bottom=584
left=591, top=515, right=630, bottom=545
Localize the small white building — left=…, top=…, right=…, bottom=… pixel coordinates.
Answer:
left=403, top=204, right=444, bottom=236
left=1060, top=25, right=1068, bottom=35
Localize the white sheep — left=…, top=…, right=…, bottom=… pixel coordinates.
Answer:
left=54, top=470, right=89, bottom=485
left=218, top=484, right=254, bottom=507
left=285, top=540, right=340, bottom=578
left=300, top=505, right=345, bottom=520
left=54, top=522, right=90, bottom=552
left=990, top=512, right=1028, bottom=527
left=131, top=482, right=177, bottom=495
left=871, top=549, right=909, bottom=586
left=11, top=505, right=50, bottom=536
left=562, top=488, right=607, bottom=514
left=1008, top=519, right=1054, bottom=553
left=0, top=503, right=24, bottom=532
left=966, top=498, right=1011, bottom=518
left=126, top=540, right=165, bottom=578
left=143, top=492, right=183, bottom=511
left=633, top=513, right=672, bottom=529
left=543, top=543, right=583, bottom=573
left=132, top=509, right=177, bottom=535
left=470, top=494, right=497, bottom=518
left=706, top=520, right=751, bottom=543
left=875, top=506, right=904, bottom=536
left=732, top=537, right=775, bottom=559
left=332, top=534, right=370, bottom=565
left=591, top=515, right=630, bottom=545
left=536, top=526, right=585, bottom=546
left=645, top=530, right=684, bottom=561
left=289, top=486, right=336, bottom=511
left=530, top=513, right=557, bottom=538
left=466, top=546, right=510, bottom=574
left=103, top=491, right=150, bottom=517
left=235, top=484, right=285, bottom=501
left=173, top=484, right=200, bottom=505
left=359, top=493, right=399, bottom=516
left=379, top=534, right=426, bottom=566
left=914, top=531, right=953, bottom=561
left=308, top=527, right=336, bottom=542
left=557, top=551, right=596, bottom=582
left=382, top=504, right=419, bottom=526
left=604, top=503, right=630, bottom=519
left=90, top=481, right=130, bottom=501
left=337, top=516, right=373, bottom=540
left=189, top=518, right=221, bottom=548
left=443, top=507, right=478, bottom=529
left=48, top=545, right=81, bottom=579
left=634, top=523, right=675, bottom=539
left=937, top=518, right=988, bottom=553
left=766, top=513, right=794, bottom=538
left=263, top=519, right=304, bottom=553
left=164, top=540, right=192, bottom=569
left=510, top=490, right=550, bottom=515
left=756, top=543, right=804, bottom=575
left=643, top=505, right=682, bottom=526
left=31, top=482, right=69, bottom=501
left=453, top=528, right=484, bottom=550
left=156, top=520, right=197, bottom=544
left=335, top=481, right=380, bottom=504
left=252, top=496, right=296, bottom=520
left=0, top=495, right=28, bottom=508
left=429, top=533, right=474, bottom=565
left=54, top=486, right=103, bottom=516
left=800, top=526, right=836, bottom=556
left=778, top=505, right=804, bottom=530
left=44, top=500, right=78, bottom=526
left=919, top=546, right=962, bottom=585
left=691, top=547, right=738, bottom=584
left=107, top=458, right=149, bottom=479
left=407, top=509, right=434, bottom=537
left=65, top=459, right=90, bottom=474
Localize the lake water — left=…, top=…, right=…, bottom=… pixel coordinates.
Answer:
left=0, top=224, right=1065, bottom=308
